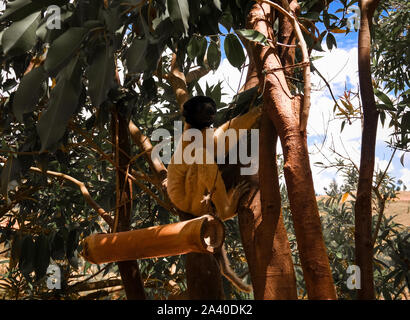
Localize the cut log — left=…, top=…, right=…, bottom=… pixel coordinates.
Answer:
left=81, top=215, right=225, bottom=264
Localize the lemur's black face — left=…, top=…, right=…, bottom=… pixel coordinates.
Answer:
left=183, top=96, right=217, bottom=130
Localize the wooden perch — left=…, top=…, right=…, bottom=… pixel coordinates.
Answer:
left=81, top=215, right=225, bottom=264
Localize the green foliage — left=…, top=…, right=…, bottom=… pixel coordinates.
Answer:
left=373, top=0, right=409, bottom=95
left=2, top=11, right=40, bottom=56
left=12, top=66, right=48, bottom=122
left=37, top=56, right=83, bottom=152
left=43, top=27, right=88, bottom=76
left=224, top=33, right=245, bottom=69
left=206, top=40, right=221, bottom=70
left=318, top=185, right=409, bottom=300
left=86, top=45, right=116, bottom=108
left=0, top=0, right=68, bottom=23
left=235, top=29, right=267, bottom=46
left=371, top=0, right=410, bottom=152
left=281, top=153, right=410, bottom=299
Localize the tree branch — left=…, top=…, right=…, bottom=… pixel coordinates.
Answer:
left=185, top=66, right=211, bottom=83
left=128, top=120, right=167, bottom=186
left=168, top=53, right=190, bottom=111
left=29, top=167, right=114, bottom=228
left=258, top=0, right=311, bottom=131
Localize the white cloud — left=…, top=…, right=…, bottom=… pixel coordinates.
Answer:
left=311, top=47, right=359, bottom=90
left=375, top=156, right=395, bottom=174
left=306, top=47, right=404, bottom=193
left=399, top=168, right=410, bottom=187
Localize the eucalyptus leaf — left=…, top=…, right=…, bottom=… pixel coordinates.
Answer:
left=220, top=12, right=233, bottom=31
left=19, top=235, right=36, bottom=276
left=235, top=29, right=267, bottom=46
left=2, top=79, right=18, bottom=91
left=50, top=231, right=66, bottom=260
left=224, top=33, right=245, bottom=69
left=167, top=0, right=190, bottom=34
left=0, top=0, right=68, bottom=23
left=400, top=152, right=406, bottom=167
left=0, top=158, right=21, bottom=197
left=34, top=235, right=51, bottom=280
left=196, top=36, right=208, bottom=66
left=86, top=46, right=116, bottom=107
left=326, top=33, right=337, bottom=50
left=187, top=36, right=200, bottom=60
left=13, top=66, right=48, bottom=122
left=36, top=7, right=74, bottom=42
left=125, top=38, right=149, bottom=73
left=375, top=89, right=393, bottom=107
left=207, top=41, right=221, bottom=70
left=44, top=27, right=88, bottom=76
left=213, top=0, right=222, bottom=11
left=10, top=234, right=23, bottom=269
left=2, top=11, right=41, bottom=56
left=37, top=57, right=82, bottom=152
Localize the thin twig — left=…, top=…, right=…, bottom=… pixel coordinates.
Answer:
left=313, top=65, right=342, bottom=109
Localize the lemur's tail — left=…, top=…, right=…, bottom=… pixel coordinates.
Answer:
left=214, top=246, right=253, bottom=293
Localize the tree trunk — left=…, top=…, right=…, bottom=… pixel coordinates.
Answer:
left=236, top=115, right=298, bottom=299
left=112, top=109, right=146, bottom=300
left=221, top=39, right=297, bottom=298
left=179, top=212, right=225, bottom=299
left=247, top=2, right=336, bottom=299
left=354, top=0, right=380, bottom=300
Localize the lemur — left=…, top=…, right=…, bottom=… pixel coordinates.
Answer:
left=167, top=96, right=261, bottom=293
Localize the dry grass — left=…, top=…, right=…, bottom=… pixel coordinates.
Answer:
left=385, top=191, right=410, bottom=227
left=317, top=191, right=410, bottom=227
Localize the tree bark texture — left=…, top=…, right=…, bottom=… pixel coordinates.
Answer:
left=354, top=0, right=381, bottom=300
left=220, top=45, right=297, bottom=299
left=246, top=2, right=336, bottom=299
left=112, top=109, right=146, bottom=300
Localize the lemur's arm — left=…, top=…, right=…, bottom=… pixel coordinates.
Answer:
left=213, top=106, right=261, bottom=154
left=216, top=106, right=261, bottom=133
